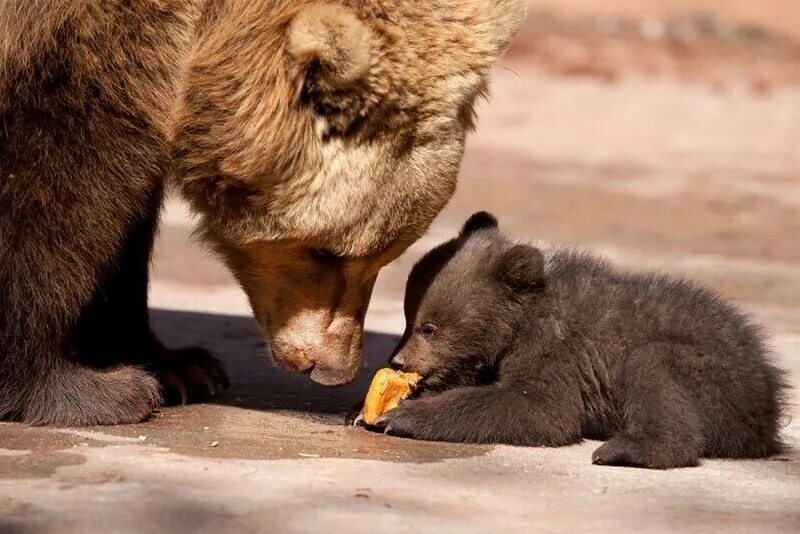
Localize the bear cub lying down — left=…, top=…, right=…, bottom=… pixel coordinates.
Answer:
left=376, top=212, right=786, bottom=469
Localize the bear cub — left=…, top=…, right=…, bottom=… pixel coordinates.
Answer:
left=379, top=212, right=787, bottom=469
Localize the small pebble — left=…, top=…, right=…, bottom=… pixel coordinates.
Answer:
left=210, top=441, right=220, bottom=448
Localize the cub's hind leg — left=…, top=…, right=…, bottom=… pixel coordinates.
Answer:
left=592, top=342, right=703, bottom=469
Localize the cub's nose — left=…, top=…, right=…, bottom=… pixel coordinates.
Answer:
left=389, top=352, right=405, bottom=370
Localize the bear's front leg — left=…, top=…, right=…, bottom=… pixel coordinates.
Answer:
left=71, top=184, right=229, bottom=406
left=377, top=383, right=583, bottom=446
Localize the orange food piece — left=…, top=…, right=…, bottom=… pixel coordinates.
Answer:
left=361, top=368, right=421, bottom=425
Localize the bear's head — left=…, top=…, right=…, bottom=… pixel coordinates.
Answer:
left=172, top=1, right=526, bottom=385
left=389, top=212, right=547, bottom=391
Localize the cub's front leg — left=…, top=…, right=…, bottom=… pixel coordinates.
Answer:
left=378, top=354, right=584, bottom=446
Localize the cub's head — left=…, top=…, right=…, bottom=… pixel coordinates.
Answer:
left=172, top=0, right=526, bottom=385
left=390, top=212, right=547, bottom=391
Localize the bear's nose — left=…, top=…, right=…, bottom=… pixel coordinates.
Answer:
left=389, top=352, right=405, bottom=370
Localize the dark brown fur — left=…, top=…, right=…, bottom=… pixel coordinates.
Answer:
left=0, top=1, right=226, bottom=425
left=381, top=212, right=788, bottom=469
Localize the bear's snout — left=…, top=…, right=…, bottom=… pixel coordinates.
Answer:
left=270, top=340, right=362, bottom=386
left=268, top=311, right=364, bottom=386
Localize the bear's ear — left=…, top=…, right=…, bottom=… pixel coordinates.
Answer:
left=287, top=4, right=373, bottom=89
left=494, top=244, right=545, bottom=293
left=464, top=0, right=527, bottom=56
left=460, top=211, right=499, bottom=237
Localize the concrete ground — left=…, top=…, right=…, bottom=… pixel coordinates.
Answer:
left=2, top=8, right=800, bottom=533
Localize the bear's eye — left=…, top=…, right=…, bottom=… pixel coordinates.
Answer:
left=418, top=323, right=438, bottom=336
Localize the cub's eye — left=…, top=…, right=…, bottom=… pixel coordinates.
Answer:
left=419, top=323, right=438, bottom=336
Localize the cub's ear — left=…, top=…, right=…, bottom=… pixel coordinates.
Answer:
left=494, top=244, right=545, bottom=292
left=287, top=3, right=373, bottom=89
left=460, top=211, right=499, bottom=237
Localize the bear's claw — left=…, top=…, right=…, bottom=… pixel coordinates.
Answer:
left=149, top=347, right=230, bottom=405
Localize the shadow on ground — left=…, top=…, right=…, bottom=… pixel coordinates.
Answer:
left=151, top=308, right=399, bottom=417
left=81, top=309, right=494, bottom=463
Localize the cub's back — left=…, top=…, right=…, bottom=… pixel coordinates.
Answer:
left=542, top=247, right=768, bottom=360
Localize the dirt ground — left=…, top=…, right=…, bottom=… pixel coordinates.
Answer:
left=2, top=3, right=799, bottom=533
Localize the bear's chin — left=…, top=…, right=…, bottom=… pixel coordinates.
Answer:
left=309, top=365, right=358, bottom=386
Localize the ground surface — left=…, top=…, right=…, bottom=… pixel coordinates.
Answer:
left=2, top=4, right=799, bottom=533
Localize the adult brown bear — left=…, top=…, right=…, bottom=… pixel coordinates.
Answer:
left=0, top=0, right=524, bottom=425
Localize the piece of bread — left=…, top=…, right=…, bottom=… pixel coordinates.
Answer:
left=361, top=368, right=421, bottom=425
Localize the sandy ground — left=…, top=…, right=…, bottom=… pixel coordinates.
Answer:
left=2, top=7, right=800, bottom=534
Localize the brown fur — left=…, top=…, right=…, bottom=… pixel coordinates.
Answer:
left=382, top=213, right=786, bottom=469
left=172, top=0, right=526, bottom=384
left=0, top=1, right=524, bottom=424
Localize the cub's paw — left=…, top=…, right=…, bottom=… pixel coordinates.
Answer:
left=592, top=435, right=699, bottom=469
left=150, top=347, right=230, bottom=405
left=372, top=401, right=435, bottom=440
